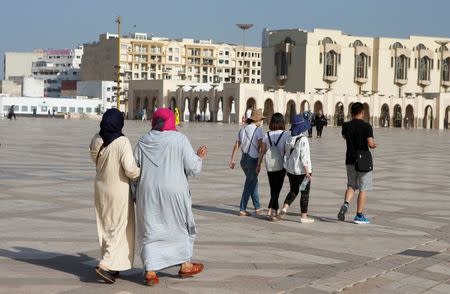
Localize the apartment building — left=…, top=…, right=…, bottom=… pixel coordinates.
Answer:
left=81, top=32, right=261, bottom=104
left=31, top=46, right=84, bottom=97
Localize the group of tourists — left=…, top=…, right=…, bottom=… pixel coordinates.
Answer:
left=90, top=108, right=206, bottom=286
left=89, top=101, right=376, bottom=286
left=229, top=102, right=377, bottom=225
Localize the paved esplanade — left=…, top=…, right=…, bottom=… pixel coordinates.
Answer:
left=0, top=118, right=449, bottom=294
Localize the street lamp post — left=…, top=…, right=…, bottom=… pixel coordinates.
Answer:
left=236, top=24, right=253, bottom=83
left=115, top=16, right=122, bottom=110
left=435, top=40, right=449, bottom=93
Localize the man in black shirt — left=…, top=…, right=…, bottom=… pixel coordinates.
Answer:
left=337, top=102, right=377, bottom=224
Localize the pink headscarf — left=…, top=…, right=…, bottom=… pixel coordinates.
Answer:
left=152, top=108, right=176, bottom=131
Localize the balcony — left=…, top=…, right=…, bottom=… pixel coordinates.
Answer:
left=395, top=78, right=408, bottom=85
left=418, top=79, right=431, bottom=86
left=323, top=75, right=338, bottom=82
left=355, top=77, right=368, bottom=84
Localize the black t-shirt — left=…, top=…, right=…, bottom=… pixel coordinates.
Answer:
left=342, top=119, right=374, bottom=165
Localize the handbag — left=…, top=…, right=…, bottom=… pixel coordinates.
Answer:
left=355, top=150, right=373, bottom=172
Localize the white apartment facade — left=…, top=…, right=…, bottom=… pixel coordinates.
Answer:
left=76, top=80, right=115, bottom=111
left=31, top=46, right=84, bottom=97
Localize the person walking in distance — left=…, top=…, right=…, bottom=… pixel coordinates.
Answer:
left=229, top=109, right=265, bottom=216
left=278, top=114, right=314, bottom=223
left=256, top=113, right=290, bottom=220
left=7, top=105, right=16, bottom=120
left=337, top=102, right=377, bottom=224
left=314, top=110, right=327, bottom=138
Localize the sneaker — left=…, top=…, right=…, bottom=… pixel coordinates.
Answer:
left=300, top=217, right=315, bottom=224
left=278, top=208, right=287, bottom=220
left=353, top=214, right=370, bottom=224
left=337, top=204, right=348, bottom=221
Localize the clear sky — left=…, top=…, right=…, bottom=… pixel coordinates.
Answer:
left=1, top=0, right=450, bottom=79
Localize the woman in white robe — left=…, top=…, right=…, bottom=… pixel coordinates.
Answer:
left=89, top=108, right=140, bottom=284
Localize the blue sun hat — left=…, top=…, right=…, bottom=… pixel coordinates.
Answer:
left=290, top=114, right=311, bottom=136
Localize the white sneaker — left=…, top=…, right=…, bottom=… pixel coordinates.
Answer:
left=278, top=208, right=287, bottom=220
left=300, top=217, right=314, bottom=224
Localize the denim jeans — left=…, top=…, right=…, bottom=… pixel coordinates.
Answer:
left=239, top=153, right=261, bottom=211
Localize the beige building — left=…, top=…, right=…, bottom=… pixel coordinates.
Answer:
left=262, top=28, right=450, bottom=97
left=81, top=33, right=261, bottom=107
left=3, top=51, right=45, bottom=80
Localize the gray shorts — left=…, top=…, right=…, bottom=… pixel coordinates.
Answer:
left=346, top=165, right=372, bottom=191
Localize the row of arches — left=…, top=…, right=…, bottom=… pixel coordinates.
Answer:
left=247, top=97, right=440, bottom=130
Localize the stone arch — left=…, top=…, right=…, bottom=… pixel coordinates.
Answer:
left=246, top=97, right=256, bottom=110
left=224, top=96, right=236, bottom=123
left=363, top=103, right=370, bottom=123
left=300, top=100, right=310, bottom=113
left=148, top=96, right=158, bottom=120
left=135, top=96, right=141, bottom=118
left=405, top=104, right=414, bottom=128
left=423, top=105, right=433, bottom=129
left=380, top=103, right=390, bottom=127
left=183, top=97, right=190, bottom=122
left=217, top=97, right=224, bottom=122
left=285, top=100, right=297, bottom=124
left=170, top=96, right=177, bottom=110
left=263, top=98, right=275, bottom=124
left=347, top=102, right=354, bottom=121
left=334, top=102, right=344, bottom=126
left=201, top=96, right=211, bottom=122
left=393, top=104, right=402, bottom=128
left=444, top=106, right=450, bottom=130
left=314, top=101, right=323, bottom=114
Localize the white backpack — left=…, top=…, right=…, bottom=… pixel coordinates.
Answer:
left=264, top=131, right=285, bottom=172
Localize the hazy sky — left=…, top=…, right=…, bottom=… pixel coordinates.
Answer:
left=1, top=0, right=450, bottom=78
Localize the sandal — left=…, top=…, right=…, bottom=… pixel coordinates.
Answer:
left=95, top=266, right=115, bottom=284
left=144, top=271, right=159, bottom=286
left=239, top=211, right=251, bottom=216
left=179, top=262, right=204, bottom=278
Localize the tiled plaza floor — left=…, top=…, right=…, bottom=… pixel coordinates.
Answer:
left=0, top=118, right=449, bottom=294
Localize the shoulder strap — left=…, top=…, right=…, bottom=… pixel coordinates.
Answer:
left=247, top=127, right=258, bottom=154
left=274, top=131, right=285, bottom=146
left=267, top=131, right=274, bottom=146
left=288, top=135, right=303, bottom=158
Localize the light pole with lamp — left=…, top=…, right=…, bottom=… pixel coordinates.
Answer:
left=115, top=16, right=122, bottom=110
left=236, top=24, right=253, bottom=83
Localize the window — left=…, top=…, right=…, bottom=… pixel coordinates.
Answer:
left=174, top=57, right=179, bottom=62
left=61, top=107, right=67, bottom=112
left=391, top=57, right=394, bottom=67
left=418, top=57, right=431, bottom=81
left=22, top=106, right=28, bottom=112
left=86, top=107, right=93, bottom=113
left=168, top=48, right=173, bottom=53
left=319, top=53, right=322, bottom=64
left=443, top=58, right=450, bottom=82
left=325, top=51, right=337, bottom=77
left=168, top=56, right=173, bottom=62
left=69, top=107, right=75, bottom=113
left=77, top=107, right=84, bottom=113
left=41, top=106, right=48, bottom=112
left=3, top=106, right=10, bottom=111
left=395, top=55, right=408, bottom=80
left=355, top=54, right=367, bottom=79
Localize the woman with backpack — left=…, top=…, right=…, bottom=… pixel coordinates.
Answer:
left=256, top=113, right=290, bottom=221
left=278, top=114, right=314, bottom=223
left=229, top=109, right=265, bottom=216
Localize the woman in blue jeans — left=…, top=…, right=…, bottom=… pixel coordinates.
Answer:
left=229, top=109, right=265, bottom=216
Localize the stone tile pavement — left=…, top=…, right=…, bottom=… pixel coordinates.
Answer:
left=0, top=118, right=449, bottom=294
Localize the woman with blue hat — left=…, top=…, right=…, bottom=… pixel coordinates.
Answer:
left=278, top=114, right=314, bottom=223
